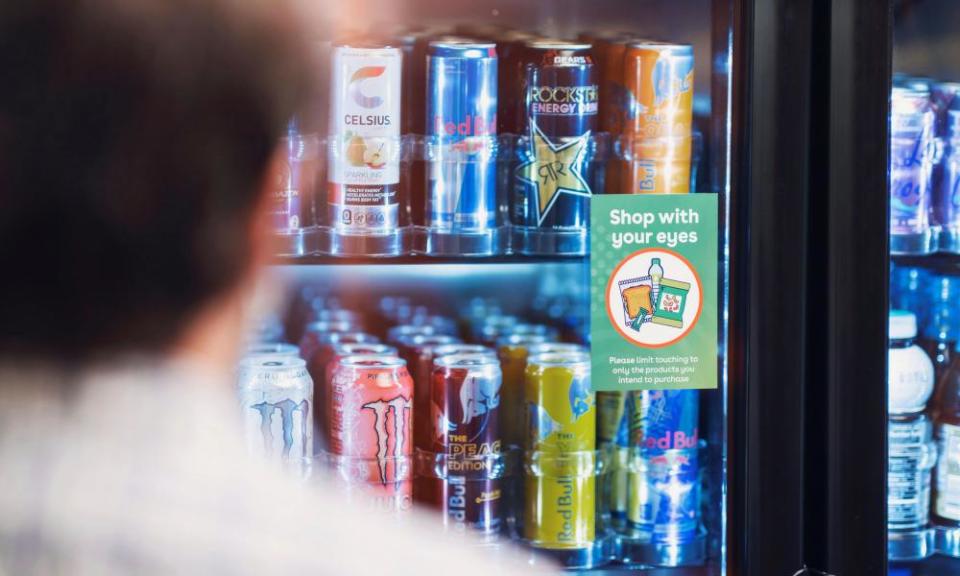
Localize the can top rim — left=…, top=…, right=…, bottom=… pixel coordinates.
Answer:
left=339, top=354, right=405, bottom=368
left=527, top=351, right=590, bottom=366
left=626, top=40, right=693, bottom=53
left=333, top=343, right=397, bottom=355
left=246, top=342, right=299, bottom=354
left=434, top=352, right=501, bottom=368
left=329, top=331, right=379, bottom=344
left=239, top=356, right=307, bottom=370
left=528, top=342, right=587, bottom=354
left=497, top=333, right=550, bottom=347
left=433, top=344, right=496, bottom=357
left=333, top=40, right=403, bottom=51
left=525, top=40, right=592, bottom=50
left=408, top=334, right=460, bottom=347
left=429, top=36, right=496, bottom=49
left=304, top=320, right=354, bottom=333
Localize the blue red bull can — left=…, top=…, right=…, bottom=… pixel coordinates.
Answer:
left=514, top=41, right=598, bottom=230
left=626, top=389, right=700, bottom=543
left=426, top=38, right=498, bottom=231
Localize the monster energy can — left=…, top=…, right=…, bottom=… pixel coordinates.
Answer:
left=237, top=356, right=313, bottom=462
left=524, top=352, right=596, bottom=550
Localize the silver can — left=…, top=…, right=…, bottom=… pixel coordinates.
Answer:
left=237, top=356, right=314, bottom=461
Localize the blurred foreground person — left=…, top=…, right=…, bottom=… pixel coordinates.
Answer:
left=0, top=1, right=546, bottom=574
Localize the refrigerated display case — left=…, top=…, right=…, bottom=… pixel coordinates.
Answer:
left=243, top=0, right=820, bottom=574
left=804, top=1, right=960, bottom=575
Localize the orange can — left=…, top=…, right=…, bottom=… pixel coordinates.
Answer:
left=594, top=34, right=633, bottom=193
left=621, top=41, right=694, bottom=194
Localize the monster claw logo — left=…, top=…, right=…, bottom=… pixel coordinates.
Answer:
left=517, top=121, right=592, bottom=226
left=363, top=396, right=412, bottom=484
left=349, top=66, right=386, bottom=109
left=251, top=399, right=310, bottom=458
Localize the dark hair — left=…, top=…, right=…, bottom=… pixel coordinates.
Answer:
left=0, top=0, right=311, bottom=363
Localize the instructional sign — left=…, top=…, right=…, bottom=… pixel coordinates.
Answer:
left=590, top=194, right=718, bottom=391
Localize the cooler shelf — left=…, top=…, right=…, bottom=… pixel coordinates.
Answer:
left=271, top=254, right=588, bottom=266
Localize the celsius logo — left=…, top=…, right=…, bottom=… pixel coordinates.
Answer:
left=349, top=66, right=386, bottom=108
left=363, top=396, right=411, bottom=484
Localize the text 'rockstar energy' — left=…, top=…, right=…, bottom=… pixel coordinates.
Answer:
left=328, top=42, right=402, bottom=233
left=419, top=353, right=504, bottom=536
left=514, top=41, right=598, bottom=230
left=329, top=355, right=413, bottom=514
left=524, top=351, right=596, bottom=550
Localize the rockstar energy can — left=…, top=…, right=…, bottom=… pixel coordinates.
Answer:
left=524, top=352, right=596, bottom=549
left=621, top=42, right=694, bottom=194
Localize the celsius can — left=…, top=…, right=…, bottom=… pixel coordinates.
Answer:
left=514, top=41, right=598, bottom=229
left=524, top=352, right=596, bottom=549
left=890, top=86, right=936, bottom=239
left=622, top=42, right=694, bottom=194
left=426, top=38, right=498, bottom=230
left=237, top=356, right=313, bottom=461
left=498, top=333, right=550, bottom=448
left=329, top=355, right=414, bottom=513
left=399, top=334, right=461, bottom=451
left=421, top=353, right=504, bottom=535
left=627, top=390, right=700, bottom=543
left=328, top=42, right=402, bottom=233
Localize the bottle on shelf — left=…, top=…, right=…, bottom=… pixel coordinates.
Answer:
left=888, top=310, right=937, bottom=561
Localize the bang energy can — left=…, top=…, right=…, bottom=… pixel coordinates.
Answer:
left=524, top=352, right=596, bottom=549
left=427, top=38, right=498, bottom=231
left=329, top=355, right=414, bottom=513
left=329, top=43, right=402, bottom=233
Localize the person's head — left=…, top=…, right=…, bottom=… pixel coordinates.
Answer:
left=0, top=0, right=313, bottom=370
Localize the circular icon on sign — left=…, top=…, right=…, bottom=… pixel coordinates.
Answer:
left=605, top=248, right=703, bottom=348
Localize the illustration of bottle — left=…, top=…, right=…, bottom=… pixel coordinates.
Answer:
left=649, top=258, right=664, bottom=309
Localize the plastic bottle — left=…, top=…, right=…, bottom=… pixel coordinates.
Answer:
left=933, top=337, right=960, bottom=526
left=648, top=258, right=664, bottom=307
left=888, top=311, right=936, bottom=535
left=922, top=275, right=960, bottom=387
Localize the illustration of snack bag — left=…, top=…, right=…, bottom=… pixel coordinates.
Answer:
left=651, top=278, right=691, bottom=328
left=618, top=276, right=653, bottom=331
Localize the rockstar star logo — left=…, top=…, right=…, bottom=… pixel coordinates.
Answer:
left=517, top=122, right=593, bottom=226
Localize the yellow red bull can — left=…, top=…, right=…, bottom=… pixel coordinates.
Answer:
left=621, top=42, right=694, bottom=194
left=524, top=352, right=596, bottom=550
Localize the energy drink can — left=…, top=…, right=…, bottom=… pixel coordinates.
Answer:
left=890, top=86, right=936, bottom=239
left=237, top=357, right=313, bottom=461
left=299, top=320, right=357, bottom=363
left=245, top=342, right=301, bottom=359
left=498, top=333, right=550, bottom=448
left=399, top=334, right=462, bottom=450
left=421, top=353, right=504, bottom=535
left=324, top=343, right=399, bottom=403
left=528, top=342, right=588, bottom=356
left=596, top=391, right=630, bottom=525
left=939, top=99, right=960, bottom=251
left=627, top=390, right=700, bottom=543
left=271, top=118, right=319, bottom=231
left=622, top=42, right=694, bottom=194
left=328, top=43, right=402, bottom=233
left=475, top=314, right=520, bottom=345
left=514, top=41, right=598, bottom=229
left=387, top=323, right=437, bottom=346
left=330, top=355, right=415, bottom=513
left=434, top=343, right=498, bottom=360
left=509, top=323, right=561, bottom=340
left=593, top=33, right=632, bottom=194
left=426, top=38, right=498, bottom=230
left=524, top=352, right=596, bottom=549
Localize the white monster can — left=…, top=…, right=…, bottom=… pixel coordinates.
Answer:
left=237, top=356, right=313, bottom=461
left=328, top=42, right=402, bottom=233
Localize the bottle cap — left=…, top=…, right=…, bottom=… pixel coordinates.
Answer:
left=652, top=258, right=661, bottom=265
left=890, top=310, right=918, bottom=340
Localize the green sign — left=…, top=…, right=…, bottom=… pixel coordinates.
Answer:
left=590, top=194, right=719, bottom=391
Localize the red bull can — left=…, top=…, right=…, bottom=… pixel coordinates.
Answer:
left=399, top=333, right=461, bottom=451
left=627, top=389, right=700, bottom=543
left=426, top=38, right=498, bottom=231
left=524, top=352, right=596, bottom=550
left=420, top=353, right=504, bottom=535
